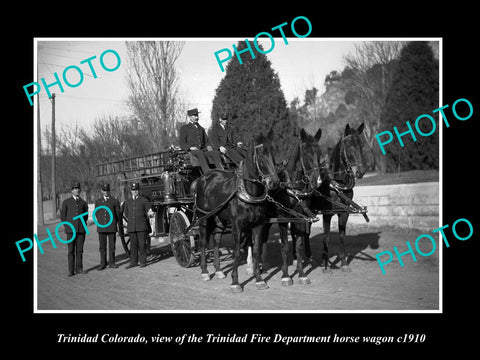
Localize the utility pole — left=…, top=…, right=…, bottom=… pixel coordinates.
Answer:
left=51, top=93, right=57, bottom=217
left=37, top=86, right=44, bottom=226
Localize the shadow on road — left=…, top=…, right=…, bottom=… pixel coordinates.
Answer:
left=193, top=229, right=382, bottom=284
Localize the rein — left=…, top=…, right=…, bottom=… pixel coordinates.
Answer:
left=312, top=186, right=369, bottom=222
left=189, top=148, right=275, bottom=230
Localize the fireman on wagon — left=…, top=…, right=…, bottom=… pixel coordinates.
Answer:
left=210, top=112, right=246, bottom=165
left=178, top=108, right=224, bottom=173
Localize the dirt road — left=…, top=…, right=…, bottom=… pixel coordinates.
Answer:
left=36, top=221, right=439, bottom=312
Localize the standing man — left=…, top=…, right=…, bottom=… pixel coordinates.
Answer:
left=94, top=183, right=122, bottom=270
left=178, top=108, right=224, bottom=173
left=122, top=182, right=153, bottom=269
left=60, top=182, right=89, bottom=276
left=210, top=112, right=246, bottom=164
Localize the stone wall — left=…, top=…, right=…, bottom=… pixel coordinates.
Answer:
left=312, top=182, right=440, bottom=231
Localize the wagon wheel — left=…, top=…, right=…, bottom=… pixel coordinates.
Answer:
left=120, top=213, right=130, bottom=256
left=169, top=211, right=195, bottom=268
left=120, top=229, right=130, bottom=256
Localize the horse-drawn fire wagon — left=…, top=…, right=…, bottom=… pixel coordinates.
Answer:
left=95, top=124, right=370, bottom=292
left=96, top=147, right=208, bottom=268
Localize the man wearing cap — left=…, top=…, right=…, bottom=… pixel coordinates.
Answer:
left=210, top=112, right=246, bottom=164
left=178, top=108, right=224, bottom=173
left=94, top=183, right=122, bottom=270
left=60, top=182, right=89, bottom=276
left=122, top=182, right=153, bottom=268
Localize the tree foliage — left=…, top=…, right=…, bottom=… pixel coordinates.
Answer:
left=211, top=41, right=297, bottom=161
left=381, top=41, right=439, bottom=172
left=289, top=41, right=439, bottom=173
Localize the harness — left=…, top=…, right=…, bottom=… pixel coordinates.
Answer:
left=236, top=161, right=268, bottom=203
left=321, top=134, right=364, bottom=192
left=189, top=143, right=318, bottom=229
left=280, top=142, right=320, bottom=198
left=312, top=134, right=369, bottom=222
left=189, top=145, right=276, bottom=228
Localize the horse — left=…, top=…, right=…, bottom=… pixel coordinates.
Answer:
left=246, top=128, right=322, bottom=286
left=193, top=130, right=279, bottom=293
left=309, top=123, right=369, bottom=272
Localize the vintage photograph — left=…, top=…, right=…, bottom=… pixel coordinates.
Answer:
left=33, top=38, right=441, bottom=312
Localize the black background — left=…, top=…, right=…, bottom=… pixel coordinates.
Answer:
left=5, top=4, right=478, bottom=355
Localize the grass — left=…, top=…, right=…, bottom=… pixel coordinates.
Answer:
left=356, top=169, right=439, bottom=186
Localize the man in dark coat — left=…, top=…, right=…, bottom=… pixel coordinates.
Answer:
left=122, top=182, right=153, bottom=268
left=210, top=112, right=246, bottom=164
left=60, top=182, right=89, bottom=276
left=94, top=183, right=122, bottom=270
left=178, top=108, right=224, bottom=173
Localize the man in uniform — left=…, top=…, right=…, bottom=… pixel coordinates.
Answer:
left=94, top=183, right=122, bottom=270
left=60, top=182, right=89, bottom=276
left=122, top=182, right=153, bottom=269
left=210, top=112, right=246, bottom=164
left=178, top=108, right=224, bottom=173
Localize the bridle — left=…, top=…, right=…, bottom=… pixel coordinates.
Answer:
left=326, top=134, right=365, bottom=191
left=282, top=142, right=320, bottom=197
left=299, top=143, right=320, bottom=187
left=235, top=143, right=278, bottom=204
left=340, top=134, right=363, bottom=177
left=252, top=143, right=278, bottom=189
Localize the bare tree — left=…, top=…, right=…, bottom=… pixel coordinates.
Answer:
left=342, top=41, right=406, bottom=171
left=42, top=124, right=96, bottom=199
left=125, top=41, right=185, bottom=151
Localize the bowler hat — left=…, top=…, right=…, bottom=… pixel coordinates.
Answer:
left=220, top=112, right=228, bottom=120
left=187, top=108, right=200, bottom=116
left=72, top=182, right=81, bottom=190
left=131, top=182, right=140, bottom=190
left=101, top=183, right=110, bottom=191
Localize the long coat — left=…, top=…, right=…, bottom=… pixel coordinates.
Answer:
left=94, top=196, right=122, bottom=233
left=178, top=122, right=210, bottom=151
left=122, top=196, right=151, bottom=233
left=60, top=196, right=89, bottom=234
left=210, top=122, right=236, bottom=149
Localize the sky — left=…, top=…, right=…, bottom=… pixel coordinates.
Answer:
left=34, top=38, right=361, bottom=139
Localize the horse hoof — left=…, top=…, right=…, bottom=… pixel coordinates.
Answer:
left=308, top=258, right=318, bottom=267
left=230, top=284, right=243, bottom=293
left=341, top=266, right=351, bottom=273
left=200, top=273, right=210, bottom=281
left=281, top=277, right=293, bottom=286
left=255, top=281, right=269, bottom=290
left=298, top=277, right=311, bottom=285
left=215, top=271, right=226, bottom=279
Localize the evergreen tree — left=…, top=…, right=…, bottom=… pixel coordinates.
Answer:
left=211, top=41, right=297, bottom=161
left=381, top=41, right=439, bottom=172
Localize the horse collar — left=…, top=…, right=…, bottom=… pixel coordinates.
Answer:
left=236, top=161, right=268, bottom=204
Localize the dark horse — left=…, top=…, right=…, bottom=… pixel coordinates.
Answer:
left=310, top=123, right=369, bottom=272
left=194, top=130, right=279, bottom=293
left=247, top=128, right=322, bottom=286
